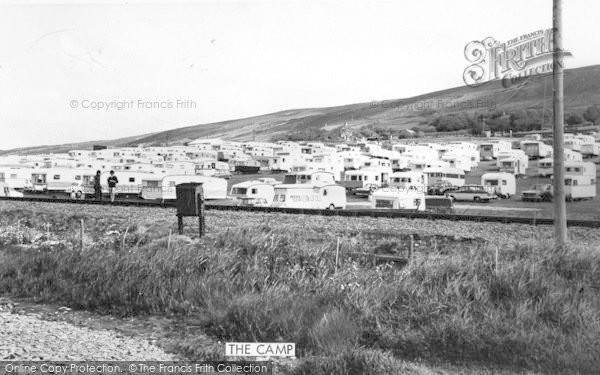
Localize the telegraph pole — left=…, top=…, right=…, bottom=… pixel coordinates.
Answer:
left=552, top=0, right=567, bottom=248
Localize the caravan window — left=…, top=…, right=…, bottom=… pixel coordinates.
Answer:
left=251, top=188, right=258, bottom=194
left=565, top=179, right=572, bottom=186
left=502, top=180, right=507, bottom=185
left=232, top=188, right=247, bottom=195
left=129, top=177, right=135, bottom=182
left=10, top=174, right=17, bottom=179
left=485, top=180, right=498, bottom=186
left=75, top=175, right=81, bottom=180
left=53, top=175, right=60, bottom=180
left=375, top=199, right=393, bottom=208
left=323, top=189, right=328, bottom=196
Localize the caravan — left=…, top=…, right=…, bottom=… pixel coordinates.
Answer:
left=29, top=168, right=95, bottom=193
left=0, top=166, right=33, bottom=190
left=481, top=172, right=516, bottom=198
left=140, top=175, right=228, bottom=200
left=581, top=143, right=600, bottom=158
left=272, top=183, right=346, bottom=210
left=99, top=171, right=166, bottom=196
left=441, top=154, right=473, bottom=172
left=564, top=175, right=596, bottom=201
left=388, top=171, right=427, bottom=192
left=479, top=140, right=512, bottom=161
left=0, top=182, right=24, bottom=198
left=539, top=160, right=595, bottom=178
left=423, top=167, right=466, bottom=188
left=520, top=141, right=553, bottom=159
left=496, top=150, right=528, bottom=176
left=342, top=167, right=390, bottom=194
left=229, top=181, right=275, bottom=207
left=370, top=187, right=425, bottom=211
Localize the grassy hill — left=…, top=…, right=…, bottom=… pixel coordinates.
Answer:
left=3, top=64, right=600, bottom=155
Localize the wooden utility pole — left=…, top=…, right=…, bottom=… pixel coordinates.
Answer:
left=552, top=0, right=568, bottom=248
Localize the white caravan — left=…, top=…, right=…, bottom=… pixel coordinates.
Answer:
left=388, top=171, right=427, bottom=193
left=537, top=158, right=554, bottom=177
left=479, top=140, right=512, bottom=161
left=423, top=167, right=466, bottom=187
left=29, top=168, right=95, bottom=193
left=564, top=175, right=596, bottom=201
left=140, top=175, right=228, bottom=200
left=370, top=187, right=425, bottom=211
left=581, top=143, right=600, bottom=158
left=99, top=171, right=166, bottom=196
left=0, top=182, right=24, bottom=197
left=272, top=183, right=346, bottom=210
left=539, top=160, right=595, bottom=178
left=343, top=167, right=390, bottom=192
left=0, top=166, right=33, bottom=190
left=520, top=141, right=553, bottom=159
left=496, top=150, right=528, bottom=176
left=409, top=159, right=450, bottom=172
left=229, top=181, right=275, bottom=207
left=563, top=137, right=583, bottom=152
left=481, top=172, right=516, bottom=198
left=283, top=171, right=337, bottom=185
left=441, top=154, right=473, bottom=172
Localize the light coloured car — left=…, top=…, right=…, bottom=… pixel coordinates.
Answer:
left=446, top=184, right=497, bottom=202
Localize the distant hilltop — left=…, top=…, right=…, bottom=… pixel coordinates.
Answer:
left=3, top=64, right=600, bottom=155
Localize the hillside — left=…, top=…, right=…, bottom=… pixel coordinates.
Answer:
left=3, top=64, right=600, bottom=154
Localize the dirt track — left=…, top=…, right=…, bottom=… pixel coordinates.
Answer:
left=0, top=298, right=174, bottom=361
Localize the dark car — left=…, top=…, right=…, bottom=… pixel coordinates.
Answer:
left=427, top=181, right=457, bottom=196
left=521, top=184, right=553, bottom=202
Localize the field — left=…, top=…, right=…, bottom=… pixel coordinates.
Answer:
left=1, top=200, right=599, bottom=374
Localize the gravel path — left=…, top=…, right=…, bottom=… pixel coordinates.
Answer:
left=0, top=299, right=175, bottom=361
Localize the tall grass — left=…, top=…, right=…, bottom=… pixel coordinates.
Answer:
left=0, top=209, right=599, bottom=373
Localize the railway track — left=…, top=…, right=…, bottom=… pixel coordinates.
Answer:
left=1, top=196, right=599, bottom=228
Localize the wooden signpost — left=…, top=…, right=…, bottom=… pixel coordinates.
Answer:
left=175, top=183, right=205, bottom=237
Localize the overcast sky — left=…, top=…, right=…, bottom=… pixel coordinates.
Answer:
left=0, top=0, right=598, bottom=149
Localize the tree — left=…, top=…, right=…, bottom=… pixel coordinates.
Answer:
left=583, top=105, right=600, bottom=125
left=564, top=113, right=583, bottom=126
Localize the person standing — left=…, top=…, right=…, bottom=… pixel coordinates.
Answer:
left=107, top=170, right=119, bottom=203
left=93, top=170, right=102, bottom=202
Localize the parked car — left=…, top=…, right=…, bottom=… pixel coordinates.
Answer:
left=427, top=181, right=456, bottom=195
left=446, top=185, right=497, bottom=202
left=521, top=184, right=553, bottom=202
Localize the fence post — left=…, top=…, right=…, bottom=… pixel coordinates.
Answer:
left=177, top=214, right=183, bottom=235
left=167, top=228, right=172, bottom=251
left=197, top=190, right=205, bottom=237
left=79, top=219, right=84, bottom=251
left=335, top=237, right=340, bottom=273
left=495, top=246, right=499, bottom=276
left=408, top=234, right=414, bottom=262
left=122, top=226, right=129, bottom=251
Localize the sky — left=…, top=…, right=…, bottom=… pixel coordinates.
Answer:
left=0, top=0, right=599, bottom=149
